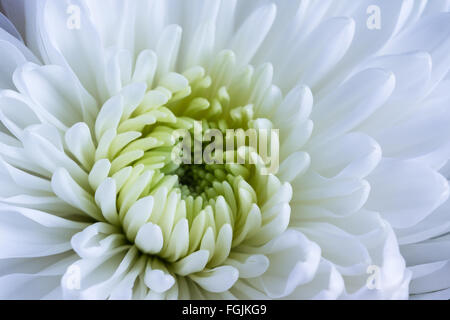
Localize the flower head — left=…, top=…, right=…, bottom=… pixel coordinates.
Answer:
left=0, top=0, right=450, bottom=300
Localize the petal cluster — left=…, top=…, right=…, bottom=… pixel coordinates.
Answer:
left=0, top=0, right=449, bottom=300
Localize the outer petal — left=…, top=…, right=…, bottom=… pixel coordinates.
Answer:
left=237, top=229, right=321, bottom=298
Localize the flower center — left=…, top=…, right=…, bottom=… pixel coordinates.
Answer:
left=175, top=164, right=216, bottom=197
left=69, top=49, right=291, bottom=291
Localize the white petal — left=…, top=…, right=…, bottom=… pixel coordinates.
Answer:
left=94, top=178, right=119, bottom=226
left=384, top=12, right=450, bottom=92
left=397, top=198, right=450, bottom=245
left=230, top=4, right=276, bottom=67
left=309, top=68, right=395, bottom=146
left=172, top=250, right=210, bottom=276
left=144, top=260, right=175, bottom=294
left=225, top=253, right=269, bottom=279
left=95, top=95, right=123, bottom=141
left=155, top=24, right=182, bottom=78
left=0, top=11, right=23, bottom=41
left=285, top=260, right=344, bottom=300
left=65, top=122, right=96, bottom=170
left=71, top=222, right=125, bottom=259
left=277, top=151, right=310, bottom=182
left=366, top=159, right=449, bottom=228
left=122, top=196, right=153, bottom=241
left=292, top=175, right=370, bottom=218
left=51, top=167, right=102, bottom=221
left=132, top=50, right=157, bottom=87
left=135, top=223, right=164, bottom=255
left=22, top=126, right=88, bottom=187
left=0, top=90, right=41, bottom=139
left=276, top=17, right=355, bottom=90
left=42, top=0, right=107, bottom=101
left=89, top=159, right=111, bottom=191
left=307, top=132, right=381, bottom=179
left=0, top=39, right=26, bottom=89
left=190, top=265, right=239, bottom=293
left=0, top=206, right=84, bottom=258
left=299, top=222, right=370, bottom=276
left=240, top=229, right=321, bottom=298
left=13, top=63, right=97, bottom=129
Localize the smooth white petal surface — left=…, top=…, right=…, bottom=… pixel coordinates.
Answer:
left=0, top=0, right=449, bottom=300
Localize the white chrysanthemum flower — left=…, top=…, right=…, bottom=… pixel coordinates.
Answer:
left=0, top=0, right=450, bottom=300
